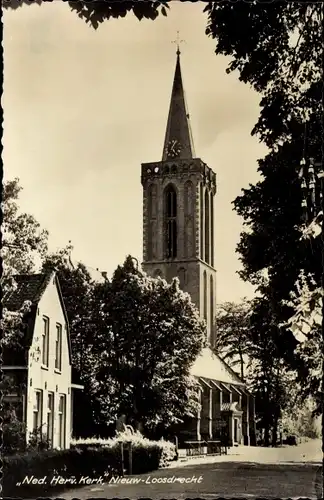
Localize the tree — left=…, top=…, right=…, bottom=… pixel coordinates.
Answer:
left=42, top=245, right=96, bottom=373
left=3, top=0, right=169, bottom=29
left=41, top=246, right=106, bottom=437
left=246, top=296, right=299, bottom=447
left=92, top=256, right=206, bottom=434
left=2, top=178, right=49, bottom=293
left=203, top=2, right=323, bottom=409
left=285, top=211, right=323, bottom=416
left=213, top=299, right=252, bottom=380
left=204, top=2, right=323, bottom=148
left=232, top=131, right=319, bottom=372
left=214, top=297, right=298, bottom=446
left=1, top=178, right=49, bottom=356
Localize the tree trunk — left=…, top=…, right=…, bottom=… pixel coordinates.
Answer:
left=264, top=423, right=270, bottom=447
left=239, top=349, right=244, bottom=380
left=272, top=417, right=278, bottom=447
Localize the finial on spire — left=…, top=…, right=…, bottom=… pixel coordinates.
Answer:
left=172, top=30, right=185, bottom=56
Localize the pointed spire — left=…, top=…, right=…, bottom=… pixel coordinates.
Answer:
left=162, top=48, right=195, bottom=161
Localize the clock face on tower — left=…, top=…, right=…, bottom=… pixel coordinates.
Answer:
left=165, top=139, right=182, bottom=158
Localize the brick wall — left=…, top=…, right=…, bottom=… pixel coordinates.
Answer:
left=141, top=158, right=217, bottom=345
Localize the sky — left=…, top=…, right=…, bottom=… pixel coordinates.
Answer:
left=3, top=1, right=268, bottom=303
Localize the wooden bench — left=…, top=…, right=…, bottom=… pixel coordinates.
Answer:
left=183, top=440, right=228, bottom=457
left=206, top=440, right=222, bottom=455
left=184, top=440, right=207, bottom=457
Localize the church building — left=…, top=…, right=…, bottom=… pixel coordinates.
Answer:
left=141, top=47, right=256, bottom=447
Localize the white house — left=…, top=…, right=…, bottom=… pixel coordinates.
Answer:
left=3, top=269, right=83, bottom=449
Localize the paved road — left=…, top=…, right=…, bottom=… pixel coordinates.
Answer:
left=54, top=439, right=323, bottom=500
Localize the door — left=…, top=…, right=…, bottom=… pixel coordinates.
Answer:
left=234, top=418, right=238, bottom=443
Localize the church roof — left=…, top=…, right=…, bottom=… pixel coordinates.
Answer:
left=162, top=50, right=195, bottom=161
left=190, top=347, right=245, bottom=387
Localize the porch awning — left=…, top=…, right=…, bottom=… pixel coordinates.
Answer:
left=230, top=384, right=243, bottom=395
left=241, top=386, right=253, bottom=396
left=220, top=382, right=232, bottom=392
left=210, top=380, right=223, bottom=391
left=71, top=383, right=84, bottom=390
left=199, top=377, right=213, bottom=389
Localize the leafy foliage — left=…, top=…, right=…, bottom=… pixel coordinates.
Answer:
left=1, top=178, right=48, bottom=356
left=285, top=240, right=323, bottom=414
left=281, top=400, right=320, bottom=438
left=91, top=255, right=206, bottom=433
left=68, top=0, right=169, bottom=29
left=3, top=447, right=120, bottom=497
left=2, top=178, right=48, bottom=294
left=3, top=0, right=169, bottom=29
left=27, top=427, right=51, bottom=452
left=204, top=2, right=323, bottom=148
left=71, top=428, right=177, bottom=468
left=3, top=418, right=27, bottom=456
left=1, top=300, right=31, bottom=353
left=42, top=246, right=105, bottom=436
left=214, top=297, right=306, bottom=446
left=40, top=252, right=205, bottom=436
left=214, top=299, right=252, bottom=380
left=205, top=2, right=323, bottom=413
left=234, top=126, right=321, bottom=292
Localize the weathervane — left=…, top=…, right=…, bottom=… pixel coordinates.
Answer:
left=172, top=31, right=185, bottom=55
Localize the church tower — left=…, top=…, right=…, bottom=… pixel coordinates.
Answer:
left=141, top=48, right=217, bottom=346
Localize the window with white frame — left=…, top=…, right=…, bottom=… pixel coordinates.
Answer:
left=58, top=394, right=66, bottom=449
left=42, top=317, right=49, bottom=367
left=47, top=392, right=54, bottom=447
left=33, top=390, right=43, bottom=433
left=55, top=323, right=62, bottom=371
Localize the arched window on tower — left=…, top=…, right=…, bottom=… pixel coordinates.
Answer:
left=200, top=183, right=204, bottom=260
left=147, top=184, right=157, bottom=260
left=184, top=181, right=194, bottom=258
left=210, top=274, right=214, bottom=345
left=204, top=190, right=210, bottom=264
left=164, top=185, right=177, bottom=259
left=203, top=270, right=208, bottom=326
left=210, top=192, right=214, bottom=267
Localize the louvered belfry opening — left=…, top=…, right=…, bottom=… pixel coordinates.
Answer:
left=164, top=185, right=177, bottom=259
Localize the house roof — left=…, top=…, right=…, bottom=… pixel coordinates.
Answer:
left=4, top=272, right=53, bottom=311
left=3, top=270, right=72, bottom=366
left=190, top=347, right=245, bottom=387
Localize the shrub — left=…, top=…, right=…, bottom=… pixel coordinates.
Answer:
left=4, top=430, right=177, bottom=498
left=2, top=446, right=120, bottom=498
left=27, top=427, right=51, bottom=452
left=71, top=429, right=177, bottom=469
left=158, top=437, right=178, bottom=467
left=3, top=418, right=27, bottom=455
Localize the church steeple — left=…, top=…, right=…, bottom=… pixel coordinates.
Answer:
left=162, top=49, right=195, bottom=161
left=141, top=45, right=217, bottom=346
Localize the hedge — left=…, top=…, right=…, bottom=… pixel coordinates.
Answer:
left=3, top=446, right=120, bottom=498
left=3, top=432, right=177, bottom=498
left=71, top=430, right=177, bottom=469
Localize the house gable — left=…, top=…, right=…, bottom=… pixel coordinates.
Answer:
left=3, top=270, right=72, bottom=365
left=30, top=272, right=72, bottom=368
